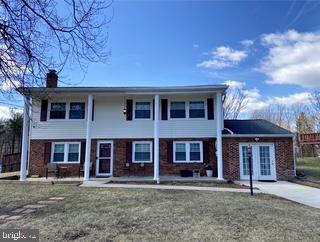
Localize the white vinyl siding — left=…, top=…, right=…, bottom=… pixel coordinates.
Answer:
left=30, top=95, right=218, bottom=139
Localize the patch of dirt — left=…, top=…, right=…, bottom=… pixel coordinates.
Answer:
left=108, top=180, right=250, bottom=189
left=63, top=229, right=89, bottom=240
left=291, top=177, right=320, bottom=189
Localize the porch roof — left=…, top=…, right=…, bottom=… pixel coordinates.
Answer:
left=223, top=119, right=294, bottom=137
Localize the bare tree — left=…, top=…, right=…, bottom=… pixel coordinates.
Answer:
left=311, top=90, right=320, bottom=131
left=0, top=0, right=113, bottom=95
left=251, top=103, right=314, bottom=132
left=223, top=88, right=248, bottom=119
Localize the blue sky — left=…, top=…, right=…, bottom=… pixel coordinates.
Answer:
left=1, top=0, right=320, bottom=117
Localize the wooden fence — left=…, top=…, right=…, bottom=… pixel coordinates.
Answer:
left=1, top=153, right=21, bottom=173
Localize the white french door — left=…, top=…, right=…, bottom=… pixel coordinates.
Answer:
left=239, top=143, right=276, bottom=181
left=96, top=141, right=113, bottom=177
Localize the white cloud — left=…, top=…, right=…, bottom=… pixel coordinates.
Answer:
left=224, top=80, right=245, bottom=89
left=244, top=91, right=313, bottom=113
left=243, top=88, right=269, bottom=112
left=259, top=29, right=320, bottom=88
left=197, top=46, right=247, bottom=69
left=193, top=44, right=199, bottom=48
left=0, top=105, right=12, bottom=119
left=241, top=39, right=254, bottom=47
left=0, top=80, right=20, bottom=92
left=271, top=92, right=313, bottom=107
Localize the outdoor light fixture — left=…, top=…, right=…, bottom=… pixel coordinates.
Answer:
left=123, top=107, right=127, bottom=115
left=254, top=137, right=260, bottom=142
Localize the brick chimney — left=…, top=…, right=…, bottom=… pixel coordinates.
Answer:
left=46, top=69, right=58, bottom=88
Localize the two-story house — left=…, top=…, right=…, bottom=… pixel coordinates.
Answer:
left=19, top=70, right=296, bottom=182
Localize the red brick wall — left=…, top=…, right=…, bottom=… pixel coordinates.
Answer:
left=29, top=138, right=217, bottom=177
left=113, top=139, right=154, bottom=177
left=159, top=138, right=216, bottom=176
left=222, top=137, right=295, bottom=181
left=29, top=137, right=294, bottom=180
left=29, top=139, right=85, bottom=177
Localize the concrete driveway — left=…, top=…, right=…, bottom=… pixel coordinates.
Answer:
left=238, top=181, right=320, bottom=209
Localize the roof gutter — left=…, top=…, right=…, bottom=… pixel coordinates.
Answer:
left=222, top=134, right=294, bottom=138
left=18, top=85, right=228, bottom=97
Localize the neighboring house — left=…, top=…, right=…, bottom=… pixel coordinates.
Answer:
left=19, top=70, right=295, bottom=181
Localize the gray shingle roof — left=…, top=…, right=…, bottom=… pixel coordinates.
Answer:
left=223, top=119, right=293, bottom=136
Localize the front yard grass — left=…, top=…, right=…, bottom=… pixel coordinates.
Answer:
left=297, top=157, right=320, bottom=180
left=296, top=157, right=320, bottom=188
left=0, top=182, right=320, bottom=241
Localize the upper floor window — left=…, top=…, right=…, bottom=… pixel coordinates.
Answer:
left=50, top=103, right=66, bottom=119
left=69, top=102, right=85, bottom=119
left=52, top=142, right=80, bottom=163
left=133, top=141, right=152, bottom=163
left=170, top=101, right=186, bottom=118
left=189, top=101, right=205, bottom=118
left=135, top=102, right=151, bottom=119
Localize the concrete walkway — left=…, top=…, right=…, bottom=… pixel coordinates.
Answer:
left=82, top=180, right=259, bottom=193
left=237, top=181, right=320, bottom=209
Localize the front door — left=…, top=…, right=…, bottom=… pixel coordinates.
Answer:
left=96, top=141, right=113, bottom=176
left=240, top=143, right=276, bottom=181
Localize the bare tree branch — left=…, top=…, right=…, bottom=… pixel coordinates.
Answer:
left=0, top=0, right=113, bottom=97
left=223, top=87, right=248, bottom=119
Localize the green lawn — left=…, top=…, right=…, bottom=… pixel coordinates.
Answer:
left=0, top=182, right=320, bottom=241
left=297, top=157, right=320, bottom=180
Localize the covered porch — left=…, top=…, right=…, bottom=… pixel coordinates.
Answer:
left=20, top=86, right=226, bottom=182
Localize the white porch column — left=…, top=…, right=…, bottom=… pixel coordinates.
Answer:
left=154, top=94, right=160, bottom=183
left=20, top=96, right=30, bottom=181
left=84, top=94, right=93, bottom=181
left=216, top=92, right=224, bottom=180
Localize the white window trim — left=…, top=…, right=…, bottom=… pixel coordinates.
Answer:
left=51, top=142, right=81, bottom=164
left=173, top=141, right=203, bottom=163
left=168, top=100, right=207, bottom=120
left=133, top=100, right=153, bottom=120
left=132, top=141, right=153, bottom=163
left=48, top=101, right=87, bottom=121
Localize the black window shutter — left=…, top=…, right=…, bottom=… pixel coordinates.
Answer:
left=44, top=142, right=51, bottom=164
left=207, top=98, right=214, bottom=120
left=167, top=140, right=173, bottom=163
left=161, top=99, right=168, bottom=120
left=92, top=100, right=95, bottom=121
left=40, top=100, right=48, bottom=121
left=80, top=141, right=86, bottom=164
left=126, top=99, right=133, bottom=121
left=153, top=99, right=155, bottom=120
left=203, top=140, right=210, bottom=164
left=126, top=141, right=132, bottom=163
